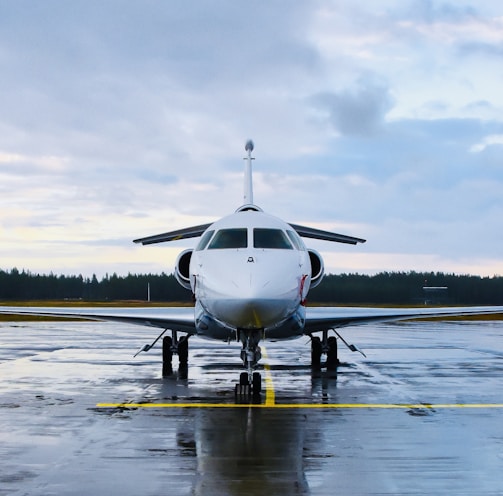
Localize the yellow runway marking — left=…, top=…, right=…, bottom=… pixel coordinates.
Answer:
left=261, top=346, right=275, bottom=406
left=96, top=343, right=503, bottom=410
left=95, top=403, right=503, bottom=409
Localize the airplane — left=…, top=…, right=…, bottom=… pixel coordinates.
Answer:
left=2, top=139, right=503, bottom=395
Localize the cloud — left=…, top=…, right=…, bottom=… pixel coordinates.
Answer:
left=458, top=41, right=503, bottom=58
left=0, top=1, right=502, bottom=277
left=470, top=134, right=503, bottom=153
left=404, top=1, right=478, bottom=24
left=0, top=151, right=68, bottom=173
left=312, top=77, right=394, bottom=137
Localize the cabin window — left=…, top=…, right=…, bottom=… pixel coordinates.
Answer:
left=196, top=230, right=215, bottom=251
left=207, top=228, right=248, bottom=249
left=253, top=228, right=294, bottom=249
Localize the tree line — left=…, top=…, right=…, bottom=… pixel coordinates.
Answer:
left=1, top=268, right=502, bottom=305
left=0, top=268, right=192, bottom=302
left=309, top=271, right=503, bottom=305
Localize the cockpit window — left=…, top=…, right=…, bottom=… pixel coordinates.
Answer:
left=207, top=228, right=248, bottom=249
left=286, top=230, right=305, bottom=250
left=253, top=228, right=294, bottom=249
left=196, top=230, right=215, bottom=251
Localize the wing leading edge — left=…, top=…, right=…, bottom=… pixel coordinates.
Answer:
left=288, top=223, right=366, bottom=245
left=133, top=224, right=212, bottom=245
left=0, top=306, right=196, bottom=333
left=133, top=222, right=366, bottom=246
left=304, top=305, right=503, bottom=332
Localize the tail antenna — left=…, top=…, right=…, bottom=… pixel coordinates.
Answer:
left=243, top=140, right=255, bottom=205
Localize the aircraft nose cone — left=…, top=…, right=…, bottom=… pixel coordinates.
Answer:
left=212, top=271, right=300, bottom=329
left=196, top=250, right=305, bottom=330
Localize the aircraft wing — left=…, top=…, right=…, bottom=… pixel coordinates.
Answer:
left=133, top=223, right=212, bottom=245
left=304, top=305, right=503, bottom=332
left=288, top=223, right=366, bottom=245
left=0, top=306, right=196, bottom=333
left=3, top=304, right=502, bottom=335
left=132, top=222, right=365, bottom=246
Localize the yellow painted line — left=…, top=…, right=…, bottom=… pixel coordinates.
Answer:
left=96, top=346, right=503, bottom=410
left=261, top=346, right=275, bottom=406
left=96, top=342, right=503, bottom=411
left=95, top=402, right=503, bottom=409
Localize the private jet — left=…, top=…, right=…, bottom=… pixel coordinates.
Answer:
left=2, top=140, right=503, bottom=394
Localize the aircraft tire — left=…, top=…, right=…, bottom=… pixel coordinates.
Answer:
left=252, top=372, right=262, bottom=394
left=240, top=372, right=249, bottom=386
left=162, top=336, right=173, bottom=376
left=178, top=336, right=189, bottom=366
left=311, top=336, right=322, bottom=369
left=326, top=336, right=339, bottom=370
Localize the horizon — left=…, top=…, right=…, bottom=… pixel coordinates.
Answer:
left=2, top=266, right=501, bottom=281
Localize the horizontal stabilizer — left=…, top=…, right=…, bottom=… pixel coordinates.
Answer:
left=133, top=223, right=212, bottom=245
left=289, top=223, right=366, bottom=245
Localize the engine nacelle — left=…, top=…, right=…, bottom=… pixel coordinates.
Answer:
left=307, top=249, right=325, bottom=289
left=175, top=249, right=193, bottom=290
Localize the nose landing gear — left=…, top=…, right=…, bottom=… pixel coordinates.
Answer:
left=235, top=330, right=263, bottom=398
left=235, top=371, right=262, bottom=397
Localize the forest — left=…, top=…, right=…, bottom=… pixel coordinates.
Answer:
left=1, top=268, right=503, bottom=305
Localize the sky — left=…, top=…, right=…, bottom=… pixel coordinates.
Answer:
left=1, top=0, right=502, bottom=278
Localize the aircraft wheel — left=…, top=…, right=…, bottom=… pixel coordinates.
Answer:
left=326, top=336, right=339, bottom=370
left=178, top=336, right=189, bottom=366
left=252, top=372, right=262, bottom=394
left=239, top=372, right=249, bottom=386
left=311, top=336, right=322, bottom=369
left=236, top=372, right=252, bottom=398
left=162, top=336, right=173, bottom=376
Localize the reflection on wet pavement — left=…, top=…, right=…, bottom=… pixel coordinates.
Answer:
left=1, top=321, right=503, bottom=494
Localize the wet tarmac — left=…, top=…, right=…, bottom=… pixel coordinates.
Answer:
left=1, top=320, right=503, bottom=495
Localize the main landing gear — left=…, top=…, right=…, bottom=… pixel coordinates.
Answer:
left=310, top=329, right=366, bottom=370
left=162, top=333, right=189, bottom=376
left=235, top=330, right=263, bottom=398
left=134, top=329, right=190, bottom=377
left=311, top=331, right=339, bottom=370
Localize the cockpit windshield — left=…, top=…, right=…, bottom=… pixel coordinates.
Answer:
left=286, top=230, right=305, bottom=250
left=253, top=228, right=293, bottom=249
left=195, top=230, right=215, bottom=251
left=207, top=228, right=248, bottom=249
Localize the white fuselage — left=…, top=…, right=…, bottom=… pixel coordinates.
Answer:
left=189, top=208, right=312, bottom=341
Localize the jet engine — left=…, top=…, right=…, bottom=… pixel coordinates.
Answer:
left=175, top=249, right=193, bottom=290
left=307, top=249, right=325, bottom=288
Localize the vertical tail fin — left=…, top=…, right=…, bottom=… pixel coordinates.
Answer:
left=243, top=140, right=255, bottom=205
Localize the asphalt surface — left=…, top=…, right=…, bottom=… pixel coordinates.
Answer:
left=1, top=320, right=503, bottom=495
